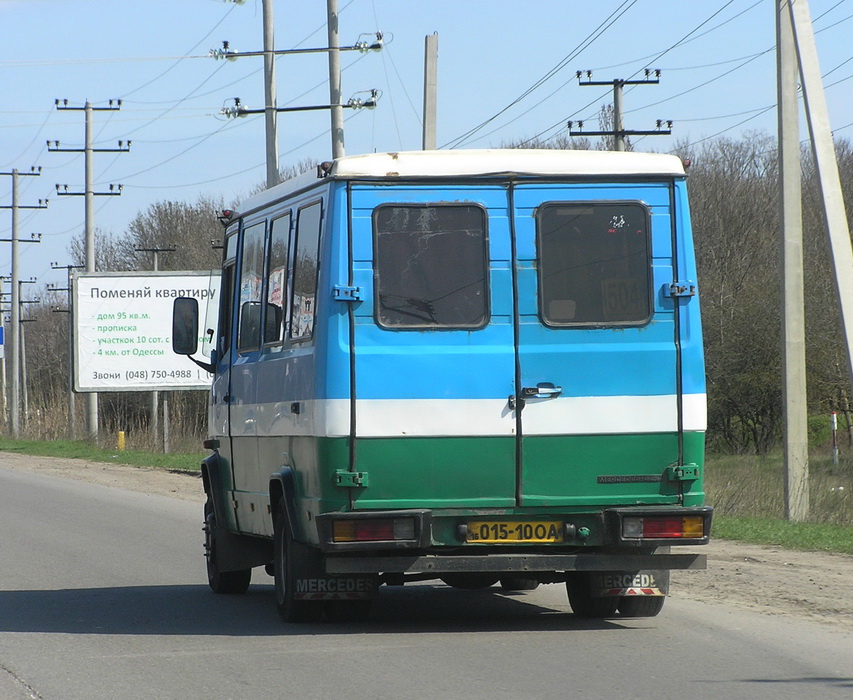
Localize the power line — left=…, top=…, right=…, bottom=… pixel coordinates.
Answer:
left=442, top=0, right=639, bottom=149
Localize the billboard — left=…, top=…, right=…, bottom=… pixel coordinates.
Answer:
left=73, top=271, right=220, bottom=392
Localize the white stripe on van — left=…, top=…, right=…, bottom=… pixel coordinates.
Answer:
left=243, top=394, right=707, bottom=438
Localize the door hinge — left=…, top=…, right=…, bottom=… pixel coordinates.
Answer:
left=664, top=281, right=697, bottom=298
left=335, top=470, right=369, bottom=488
left=333, top=284, right=363, bottom=302
left=665, top=464, right=700, bottom=481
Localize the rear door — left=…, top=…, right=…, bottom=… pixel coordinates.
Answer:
left=349, top=184, right=518, bottom=509
left=512, top=181, right=682, bottom=506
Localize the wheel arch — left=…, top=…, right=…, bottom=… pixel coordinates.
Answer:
left=202, top=451, right=272, bottom=572
left=269, top=467, right=303, bottom=541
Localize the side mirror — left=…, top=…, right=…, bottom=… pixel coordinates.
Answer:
left=172, top=297, right=199, bottom=356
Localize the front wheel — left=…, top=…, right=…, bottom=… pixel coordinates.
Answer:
left=204, top=500, right=251, bottom=595
left=273, top=505, right=322, bottom=623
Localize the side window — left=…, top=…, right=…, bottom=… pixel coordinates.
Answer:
left=237, top=221, right=266, bottom=352
left=264, top=213, right=291, bottom=345
left=290, top=202, right=323, bottom=342
left=536, top=202, right=651, bottom=326
left=373, top=204, right=488, bottom=329
left=217, top=227, right=239, bottom=360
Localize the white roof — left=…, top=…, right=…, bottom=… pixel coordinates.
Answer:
left=329, top=149, right=685, bottom=178
left=236, top=149, right=684, bottom=216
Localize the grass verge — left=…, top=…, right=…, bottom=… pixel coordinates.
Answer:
left=0, top=437, right=205, bottom=472
left=712, top=516, right=853, bottom=555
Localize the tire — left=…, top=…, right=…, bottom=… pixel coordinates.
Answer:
left=618, top=595, right=666, bottom=618
left=273, top=505, right=323, bottom=623
left=565, top=573, right=619, bottom=618
left=440, top=574, right=500, bottom=590
left=204, top=500, right=252, bottom=594
left=499, top=577, right=540, bottom=591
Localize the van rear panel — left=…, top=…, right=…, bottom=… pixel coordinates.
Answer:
left=344, top=177, right=704, bottom=527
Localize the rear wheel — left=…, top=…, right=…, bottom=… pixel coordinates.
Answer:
left=440, top=574, right=500, bottom=590
left=565, top=573, right=619, bottom=618
left=204, top=500, right=251, bottom=594
left=273, top=505, right=323, bottom=623
left=499, top=577, right=540, bottom=591
left=618, top=595, right=666, bottom=618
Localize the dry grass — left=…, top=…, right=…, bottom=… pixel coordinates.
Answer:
left=706, top=452, right=853, bottom=526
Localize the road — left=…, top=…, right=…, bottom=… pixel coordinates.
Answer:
left=1, top=465, right=851, bottom=700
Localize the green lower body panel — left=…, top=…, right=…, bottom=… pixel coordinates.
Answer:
left=521, top=432, right=705, bottom=506
left=349, top=432, right=705, bottom=511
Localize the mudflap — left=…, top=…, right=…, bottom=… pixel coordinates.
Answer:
left=292, top=540, right=379, bottom=602
left=589, top=569, right=670, bottom=598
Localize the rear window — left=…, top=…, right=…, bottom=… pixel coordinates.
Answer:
left=536, top=202, right=651, bottom=326
left=373, top=204, right=488, bottom=329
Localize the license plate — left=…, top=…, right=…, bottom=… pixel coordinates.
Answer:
left=466, top=520, right=564, bottom=543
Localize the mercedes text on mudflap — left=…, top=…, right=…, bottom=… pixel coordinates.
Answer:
left=173, top=149, right=711, bottom=623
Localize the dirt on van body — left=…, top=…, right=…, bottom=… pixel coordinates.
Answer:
left=3, top=450, right=852, bottom=629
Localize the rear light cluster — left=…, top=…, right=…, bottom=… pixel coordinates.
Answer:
left=332, top=517, right=416, bottom=543
left=622, top=515, right=705, bottom=540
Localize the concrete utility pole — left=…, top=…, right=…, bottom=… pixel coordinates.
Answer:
left=50, top=99, right=129, bottom=443
left=0, top=167, right=45, bottom=438
left=49, top=262, right=82, bottom=440
left=262, top=0, right=279, bottom=188
left=422, top=34, right=438, bottom=150
left=570, top=71, right=671, bottom=150
left=327, top=0, right=345, bottom=158
left=214, top=6, right=381, bottom=168
left=135, top=247, right=175, bottom=451
left=18, top=279, right=38, bottom=431
left=777, top=0, right=809, bottom=522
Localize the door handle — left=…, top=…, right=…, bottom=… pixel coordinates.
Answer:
left=521, top=383, right=562, bottom=399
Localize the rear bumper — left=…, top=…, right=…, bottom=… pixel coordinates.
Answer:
left=325, top=551, right=706, bottom=574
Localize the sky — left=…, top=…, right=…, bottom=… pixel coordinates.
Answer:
left=1, top=0, right=852, bottom=296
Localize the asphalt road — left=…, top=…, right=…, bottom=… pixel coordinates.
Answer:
left=1, top=466, right=851, bottom=700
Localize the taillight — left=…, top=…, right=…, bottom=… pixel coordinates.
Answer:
left=623, top=515, right=706, bottom=540
left=332, top=517, right=416, bottom=543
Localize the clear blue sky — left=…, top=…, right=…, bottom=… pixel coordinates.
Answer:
left=1, top=0, right=851, bottom=292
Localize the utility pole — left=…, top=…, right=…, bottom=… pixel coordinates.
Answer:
left=777, top=0, right=809, bottom=522
left=327, top=0, right=345, bottom=158
left=422, top=34, right=438, bottom=150
left=213, top=9, right=381, bottom=168
left=135, top=246, right=175, bottom=451
left=262, top=0, right=279, bottom=188
left=49, top=99, right=130, bottom=443
left=570, top=70, right=671, bottom=151
left=0, top=167, right=46, bottom=438
left=18, top=279, right=38, bottom=431
left=49, top=262, right=82, bottom=440
left=777, top=0, right=853, bottom=521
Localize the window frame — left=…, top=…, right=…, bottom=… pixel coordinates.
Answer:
left=371, top=202, right=491, bottom=331
left=262, top=211, right=293, bottom=348
left=534, top=200, right=653, bottom=329
left=236, top=219, right=267, bottom=353
left=216, top=224, right=240, bottom=363
left=288, top=199, right=324, bottom=344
